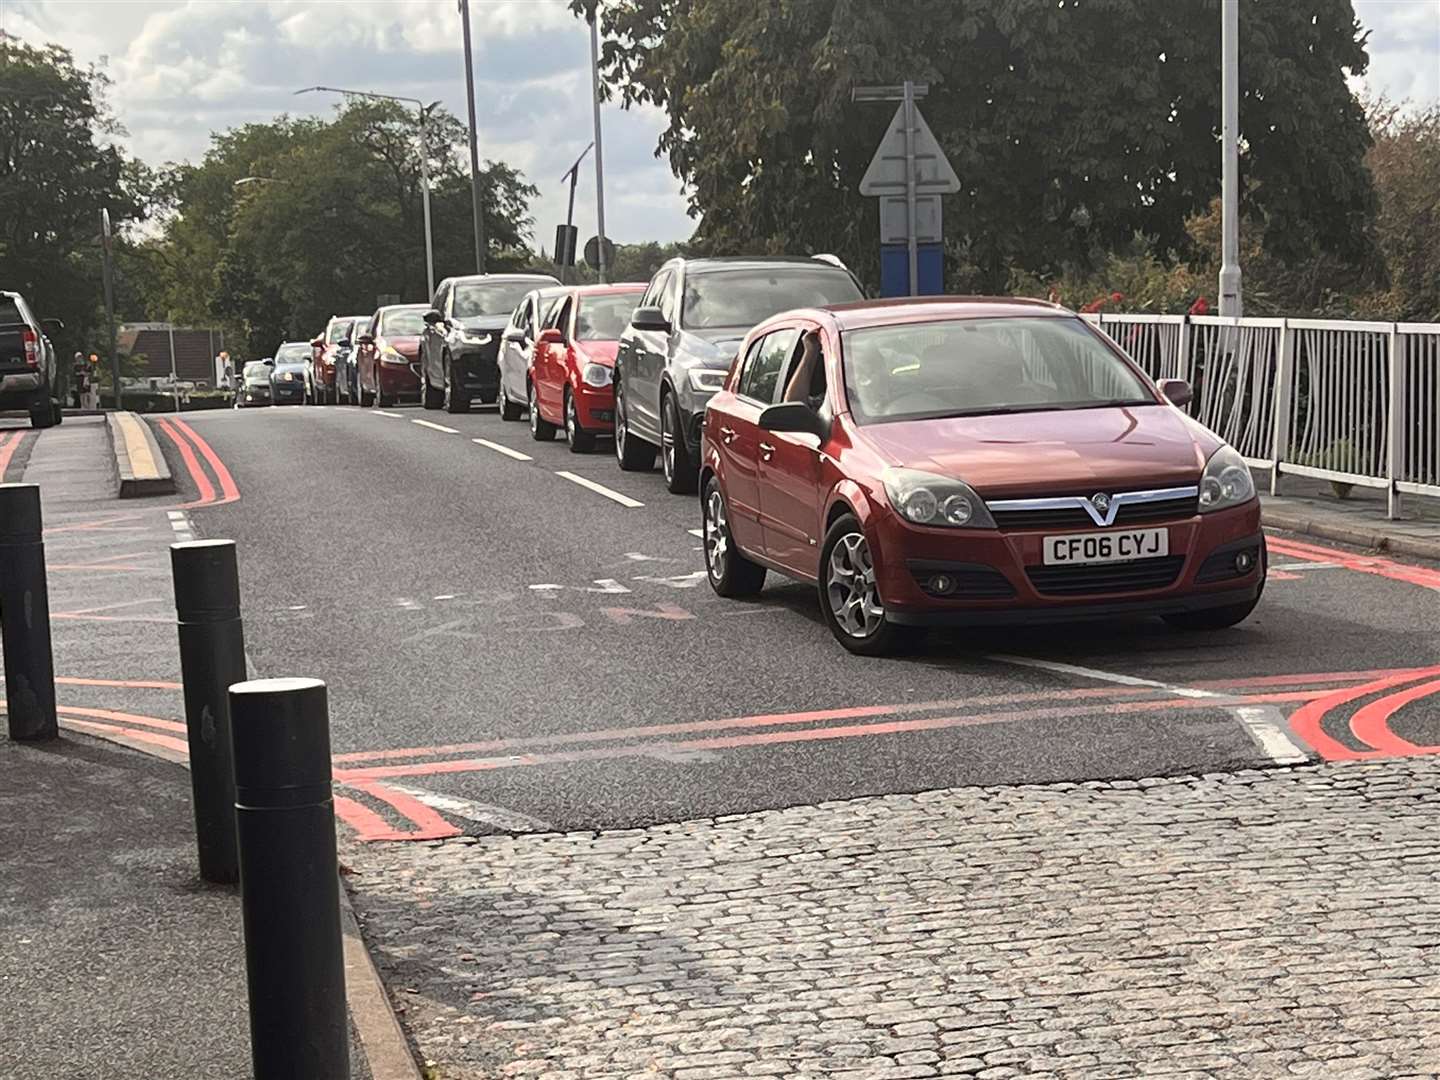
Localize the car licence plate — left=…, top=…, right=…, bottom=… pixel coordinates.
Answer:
left=1042, top=527, right=1169, bottom=566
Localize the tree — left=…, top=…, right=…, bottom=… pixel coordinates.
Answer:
left=579, top=0, right=1378, bottom=293
left=0, top=39, right=150, bottom=352
left=1364, top=101, right=1440, bottom=321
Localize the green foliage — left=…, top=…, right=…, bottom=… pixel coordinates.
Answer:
left=0, top=39, right=151, bottom=354
left=580, top=0, right=1378, bottom=295
left=132, top=100, right=539, bottom=356
left=1363, top=101, right=1440, bottom=322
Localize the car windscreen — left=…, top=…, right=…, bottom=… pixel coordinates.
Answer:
left=275, top=344, right=309, bottom=363
left=841, top=317, right=1156, bottom=425
left=380, top=310, right=427, bottom=336
left=326, top=320, right=352, bottom=343
left=575, top=294, right=642, bottom=341
left=681, top=268, right=862, bottom=330
left=242, top=364, right=270, bottom=382
left=0, top=298, right=21, bottom=325
left=452, top=281, right=535, bottom=318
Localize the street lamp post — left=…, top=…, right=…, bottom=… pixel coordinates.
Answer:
left=458, top=0, right=487, bottom=274
left=559, top=143, right=594, bottom=284
left=587, top=10, right=609, bottom=284
left=294, top=86, right=439, bottom=298
left=1219, top=0, right=1243, bottom=318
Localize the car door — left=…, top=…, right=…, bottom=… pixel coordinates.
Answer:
left=716, top=328, right=796, bottom=556
left=500, top=296, right=532, bottom=404
left=358, top=315, right=379, bottom=393
left=422, top=283, right=450, bottom=387
left=536, top=295, right=572, bottom=423
left=757, top=324, right=831, bottom=576
left=627, top=269, right=672, bottom=442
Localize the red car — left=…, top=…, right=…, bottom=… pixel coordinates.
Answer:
left=527, top=283, right=647, bottom=452
left=356, top=304, right=429, bottom=407
left=699, top=297, right=1265, bottom=655
left=308, top=314, right=365, bottom=405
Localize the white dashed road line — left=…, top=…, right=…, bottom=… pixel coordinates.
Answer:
left=472, top=438, right=532, bottom=461
left=373, top=410, right=402, bottom=418
left=554, top=471, right=645, bottom=508
left=688, top=528, right=704, bottom=538
left=412, top=419, right=459, bottom=434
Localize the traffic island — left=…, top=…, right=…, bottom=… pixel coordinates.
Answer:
left=107, top=410, right=175, bottom=497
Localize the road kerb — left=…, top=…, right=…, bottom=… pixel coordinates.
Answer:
left=339, top=883, right=424, bottom=1080
left=1263, top=506, right=1440, bottom=563
left=107, top=411, right=175, bottom=497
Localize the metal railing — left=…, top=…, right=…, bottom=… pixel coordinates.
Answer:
left=1086, top=313, right=1440, bottom=518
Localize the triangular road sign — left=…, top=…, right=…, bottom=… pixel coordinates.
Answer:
left=859, top=102, right=961, bottom=197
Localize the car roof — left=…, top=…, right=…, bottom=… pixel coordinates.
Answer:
left=375, top=304, right=430, bottom=314
left=568, top=282, right=648, bottom=296
left=278, top=341, right=310, bottom=349
left=799, top=296, right=1074, bottom=332
left=678, top=256, right=851, bottom=276
left=447, top=273, right=561, bottom=285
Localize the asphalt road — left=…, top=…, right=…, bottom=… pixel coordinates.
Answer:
left=166, top=402, right=1440, bottom=835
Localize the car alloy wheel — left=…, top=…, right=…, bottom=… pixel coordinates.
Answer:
left=826, top=531, right=884, bottom=639
left=529, top=381, right=556, bottom=441
left=660, top=398, right=675, bottom=484
left=704, top=487, right=729, bottom=581
left=614, top=382, right=628, bottom=460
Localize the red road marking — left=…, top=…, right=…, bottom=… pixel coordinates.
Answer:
left=44, top=513, right=146, bottom=535
left=1287, top=666, right=1440, bottom=761
left=61, top=716, right=192, bottom=757
left=1347, top=679, right=1440, bottom=758
left=57, top=705, right=187, bottom=734
left=155, top=417, right=216, bottom=506
left=336, top=689, right=1327, bottom=781
left=334, top=794, right=403, bottom=841
left=54, top=676, right=182, bottom=690
left=342, top=780, right=463, bottom=841
left=0, top=430, right=22, bottom=481
left=1266, top=535, right=1440, bottom=592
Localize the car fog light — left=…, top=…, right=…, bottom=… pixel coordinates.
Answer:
left=941, top=494, right=973, bottom=525
left=1234, top=549, right=1256, bottom=573
left=930, top=574, right=956, bottom=595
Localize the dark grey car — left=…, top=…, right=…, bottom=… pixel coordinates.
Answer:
left=418, top=273, right=560, bottom=414
left=612, top=257, right=864, bottom=494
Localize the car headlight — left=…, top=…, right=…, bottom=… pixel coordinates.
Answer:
left=380, top=346, right=407, bottom=365
left=461, top=331, right=492, bottom=347
left=1198, top=444, right=1255, bottom=512
left=279, top=371, right=295, bottom=382
left=582, top=363, right=612, bottom=388
left=881, top=467, right=997, bottom=529
left=688, top=368, right=728, bottom=393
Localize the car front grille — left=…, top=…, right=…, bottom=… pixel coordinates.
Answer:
left=1025, top=555, right=1185, bottom=596
left=990, top=493, right=1198, bottom=532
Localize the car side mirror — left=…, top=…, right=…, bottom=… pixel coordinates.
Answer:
left=422, top=309, right=445, bottom=325
left=40, top=318, right=64, bottom=335
left=502, top=327, right=525, bottom=343
left=759, top=401, right=828, bottom=441
left=537, top=328, right=564, bottom=346
left=264, top=359, right=275, bottom=366
left=630, top=305, right=671, bottom=333
left=358, top=334, right=375, bottom=346
left=1158, top=378, right=1192, bottom=407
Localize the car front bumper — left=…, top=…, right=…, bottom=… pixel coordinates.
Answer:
left=379, top=361, right=421, bottom=396
left=574, top=382, right=615, bottom=431
left=455, top=339, right=502, bottom=392
left=866, top=501, right=1266, bottom=626
left=237, top=388, right=272, bottom=406
left=271, top=382, right=303, bottom=403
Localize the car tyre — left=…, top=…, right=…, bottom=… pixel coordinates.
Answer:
left=422, top=364, right=443, bottom=410
left=817, top=514, right=922, bottom=657
left=529, top=381, right=556, bottom=441
left=1163, top=595, right=1261, bottom=631
left=660, top=391, right=697, bottom=495
left=564, top=388, right=596, bottom=453
left=29, top=391, right=57, bottom=429
left=443, top=356, right=470, bottom=414
left=498, top=388, right=523, bottom=421
left=703, top=476, right=766, bottom=597
left=614, top=375, right=657, bottom=471
left=479, top=390, right=498, bottom=405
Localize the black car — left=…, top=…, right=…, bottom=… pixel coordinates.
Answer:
left=0, top=290, right=65, bottom=428
left=235, top=360, right=275, bottom=407
left=612, top=256, right=864, bottom=494
left=269, top=341, right=310, bottom=405
left=418, top=273, right=560, bottom=413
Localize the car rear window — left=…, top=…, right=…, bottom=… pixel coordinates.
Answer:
left=0, top=297, right=22, bottom=326
left=681, top=269, right=861, bottom=330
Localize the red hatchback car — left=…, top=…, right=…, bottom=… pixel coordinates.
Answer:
left=700, top=297, right=1265, bottom=655
left=356, top=304, right=429, bottom=407
left=527, top=283, right=647, bottom=452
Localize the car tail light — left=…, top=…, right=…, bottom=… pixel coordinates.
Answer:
left=22, top=327, right=38, bottom=367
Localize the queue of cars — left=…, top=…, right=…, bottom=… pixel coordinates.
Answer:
left=241, top=255, right=1264, bottom=653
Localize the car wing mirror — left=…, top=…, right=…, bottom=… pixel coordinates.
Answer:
left=422, top=309, right=445, bottom=325
left=358, top=334, right=375, bottom=346
left=537, top=328, right=564, bottom=345
left=1158, top=378, right=1192, bottom=407
left=759, top=401, right=828, bottom=441
left=40, top=318, right=64, bottom=335
left=502, top=327, right=525, bottom=343
left=630, top=305, right=671, bottom=333
left=310, top=337, right=324, bottom=348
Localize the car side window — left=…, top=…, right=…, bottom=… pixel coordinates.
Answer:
left=778, top=329, right=827, bottom=408
left=514, top=298, right=532, bottom=337
left=739, top=329, right=798, bottom=403
left=644, top=271, right=673, bottom=316
left=433, top=284, right=451, bottom=317
left=658, top=274, right=678, bottom=324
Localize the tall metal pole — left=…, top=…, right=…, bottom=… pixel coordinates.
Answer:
left=100, top=209, right=120, bottom=410
left=167, top=323, right=180, bottom=413
left=419, top=105, right=436, bottom=297
left=459, top=0, right=487, bottom=274
left=902, top=80, right=919, bottom=298
left=1219, top=0, right=1243, bottom=318
left=588, top=12, right=609, bottom=284
left=564, top=169, right=579, bottom=285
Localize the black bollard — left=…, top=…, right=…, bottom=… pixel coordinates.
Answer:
left=229, top=677, right=349, bottom=1080
left=0, top=483, right=58, bottom=741
left=170, top=539, right=245, bottom=883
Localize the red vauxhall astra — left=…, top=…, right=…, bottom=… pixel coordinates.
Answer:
left=699, top=297, right=1265, bottom=655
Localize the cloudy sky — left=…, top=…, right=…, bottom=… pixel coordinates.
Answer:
left=3, top=0, right=1438, bottom=250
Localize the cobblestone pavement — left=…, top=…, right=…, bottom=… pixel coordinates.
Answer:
left=347, top=759, right=1440, bottom=1079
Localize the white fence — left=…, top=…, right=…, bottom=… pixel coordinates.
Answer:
left=1081, top=313, right=1440, bottom=518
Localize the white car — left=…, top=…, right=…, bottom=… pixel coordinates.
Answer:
left=496, top=285, right=567, bottom=421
